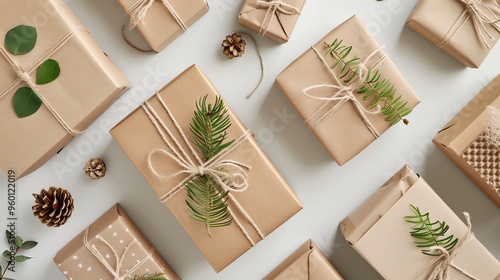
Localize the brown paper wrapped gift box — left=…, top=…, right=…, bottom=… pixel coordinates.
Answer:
left=117, top=0, right=209, bottom=52
left=54, top=204, right=179, bottom=280
left=406, top=0, right=500, bottom=68
left=340, top=165, right=500, bottom=280
left=264, top=239, right=344, bottom=280
left=0, top=0, right=130, bottom=179
left=433, top=75, right=500, bottom=207
left=276, top=15, right=420, bottom=165
left=110, top=65, right=303, bottom=272
left=239, top=0, right=306, bottom=43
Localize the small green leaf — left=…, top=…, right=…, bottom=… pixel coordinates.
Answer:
left=20, top=241, right=38, bottom=250
left=36, top=59, right=60, bottom=85
left=14, top=255, right=31, bottom=262
left=14, top=236, right=23, bottom=248
left=13, top=87, right=42, bottom=118
left=5, top=25, right=37, bottom=55
left=2, top=250, right=10, bottom=259
left=5, top=230, right=12, bottom=241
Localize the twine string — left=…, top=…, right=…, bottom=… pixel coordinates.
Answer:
left=126, top=0, right=187, bottom=31
left=256, top=0, right=301, bottom=36
left=0, top=27, right=88, bottom=137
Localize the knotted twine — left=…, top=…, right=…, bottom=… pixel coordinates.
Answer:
left=256, top=0, right=301, bottom=36
left=83, top=228, right=155, bottom=280
left=0, top=27, right=88, bottom=137
left=142, top=93, right=265, bottom=246
left=302, top=44, right=389, bottom=138
left=126, top=0, right=187, bottom=31
left=437, top=0, right=500, bottom=49
left=410, top=212, right=478, bottom=280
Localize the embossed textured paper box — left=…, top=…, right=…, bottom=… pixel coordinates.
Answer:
left=54, top=204, right=179, bottom=280
left=117, top=0, right=209, bottom=52
left=111, top=65, right=303, bottom=272
left=340, top=165, right=500, bottom=280
left=276, top=15, right=420, bottom=165
left=433, top=75, right=500, bottom=207
left=406, top=0, right=500, bottom=68
left=239, top=0, right=306, bottom=43
left=0, top=0, right=130, bottom=179
left=264, top=240, right=344, bottom=280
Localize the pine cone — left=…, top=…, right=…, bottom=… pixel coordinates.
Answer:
left=84, top=158, right=106, bottom=179
left=222, top=33, right=246, bottom=59
left=32, top=187, right=74, bottom=227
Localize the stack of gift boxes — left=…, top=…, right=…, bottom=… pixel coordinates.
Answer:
left=0, top=0, right=499, bottom=279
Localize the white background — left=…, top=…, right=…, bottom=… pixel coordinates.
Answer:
left=1, top=0, right=499, bottom=279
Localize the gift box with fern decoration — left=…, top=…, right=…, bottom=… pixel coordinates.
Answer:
left=340, top=165, right=500, bottom=280
left=264, top=239, right=344, bottom=280
left=433, top=75, right=500, bottom=207
left=117, top=0, right=209, bottom=52
left=276, top=15, right=420, bottom=166
left=54, top=204, right=179, bottom=280
left=110, top=65, right=303, bottom=272
left=0, top=0, right=130, bottom=179
left=406, top=0, right=500, bottom=68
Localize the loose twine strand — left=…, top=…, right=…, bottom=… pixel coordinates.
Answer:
left=83, top=228, right=155, bottom=280
left=437, top=0, right=500, bottom=49
left=141, top=92, right=265, bottom=245
left=0, top=28, right=88, bottom=137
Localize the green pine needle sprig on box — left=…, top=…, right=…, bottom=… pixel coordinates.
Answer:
left=324, top=38, right=412, bottom=125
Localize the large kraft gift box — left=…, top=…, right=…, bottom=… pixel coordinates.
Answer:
left=340, top=165, right=500, bottom=280
left=0, top=0, right=130, bottom=179
left=110, top=65, right=303, bottom=272
left=118, top=0, right=209, bottom=52
left=276, top=15, right=420, bottom=165
left=264, top=239, right=344, bottom=280
left=239, top=0, right=306, bottom=43
left=433, top=75, right=500, bottom=207
left=406, top=0, right=500, bottom=68
left=54, top=204, right=179, bottom=280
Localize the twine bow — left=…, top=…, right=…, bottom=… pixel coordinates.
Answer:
left=83, top=228, right=155, bottom=280
left=302, top=45, right=388, bottom=138
left=256, top=0, right=301, bottom=36
left=438, top=0, right=500, bottom=49
left=126, top=0, right=187, bottom=31
left=411, top=212, right=478, bottom=280
left=142, top=93, right=265, bottom=246
left=0, top=28, right=87, bottom=137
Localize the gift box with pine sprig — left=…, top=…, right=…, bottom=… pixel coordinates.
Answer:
left=340, top=165, right=500, bottom=280
left=276, top=15, right=420, bottom=166
left=111, top=65, right=303, bottom=272
left=433, top=75, right=500, bottom=207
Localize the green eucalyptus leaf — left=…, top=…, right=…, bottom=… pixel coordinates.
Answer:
left=13, top=87, right=42, bottom=118
left=20, top=241, right=38, bottom=250
left=14, top=255, right=31, bottom=262
left=5, top=25, right=37, bottom=55
left=36, top=59, right=60, bottom=85
left=5, top=230, right=13, bottom=241
left=14, top=236, right=23, bottom=248
left=2, top=250, right=10, bottom=259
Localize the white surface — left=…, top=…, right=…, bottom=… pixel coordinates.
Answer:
left=1, top=0, right=499, bottom=279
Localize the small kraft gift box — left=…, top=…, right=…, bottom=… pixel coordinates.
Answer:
left=0, top=0, right=131, bottom=179
left=406, top=0, right=500, bottom=68
left=340, top=165, right=500, bottom=280
left=110, top=65, right=303, bottom=272
left=54, top=204, right=179, bottom=280
left=117, top=0, right=209, bottom=52
left=433, top=75, right=500, bottom=207
left=239, top=0, right=306, bottom=43
left=276, top=15, right=420, bottom=165
left=264, top=239, right=344, bottom=280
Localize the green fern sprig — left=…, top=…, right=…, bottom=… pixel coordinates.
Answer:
left=186, top=95, right=234, bottom=236
left=405, top=204, right=458, bottom=256
left=324, top=39, right=412, bottom=125
left=127, top=272, right=167, bottom=280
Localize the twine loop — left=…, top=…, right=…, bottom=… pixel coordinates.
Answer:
left=256, top=0, right=301, bottom=36
left=126, top=0, right=187, bottom=31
